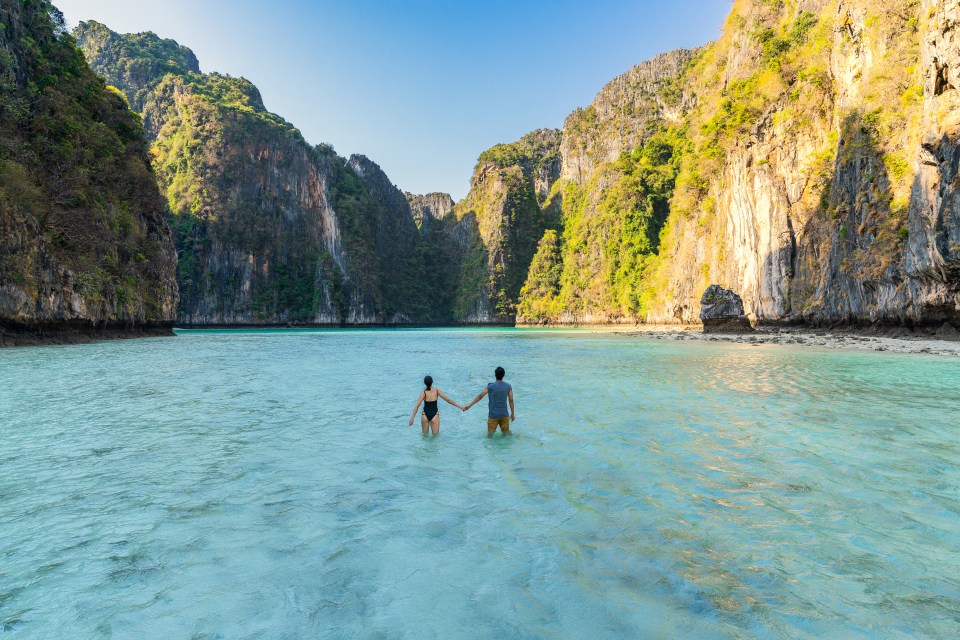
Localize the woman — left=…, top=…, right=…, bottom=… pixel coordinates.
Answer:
left=409, top=375, right=463, bottom=436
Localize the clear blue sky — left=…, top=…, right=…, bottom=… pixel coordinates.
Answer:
left=56, top=0, right=732, bottom=200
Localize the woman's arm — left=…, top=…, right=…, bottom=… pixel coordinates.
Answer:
left=464, top=387, right=488, bottom=411
left=437, top=389, right=463, bottom=410
left=409, top=391, right=424, bottom=425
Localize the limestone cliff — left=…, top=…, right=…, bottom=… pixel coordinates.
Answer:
left=646, top=0, right=953, bottom=328
left=560, top=49, right=699, bottom=185
left=401, top=191, right=462, bottom=321
left=347, top=155, right=443, bottom=322
left=0, top=1, right=177, bottom=344
left=516, top=0, right=960, bottom=329
left=516, top=53, right=695, bottom=324
left=406, top=192, right=455, bottom=232
left=74, top=21, right=433, bottom=325
left=906, top=0, right=960, bottom=326
left=71, top=20, right=199, bottom=117
left=61, top=0, right=960, bottom=331
left=453, top=129, right=562, bottom=323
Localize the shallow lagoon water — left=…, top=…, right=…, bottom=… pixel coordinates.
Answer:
left=1, top=328, right=959, bottom=638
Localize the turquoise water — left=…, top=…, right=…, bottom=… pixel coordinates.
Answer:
left=1, top=329, right=959, bottom=638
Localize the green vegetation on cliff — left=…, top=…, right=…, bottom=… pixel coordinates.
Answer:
left=556, top=129, right=685, bottom=318
left=516, top=229, right=562, bottom=322
left=453, top=129, right=562, bottom=322
left=75, top=21, right=435, bottom=324
left=643, top=0, right=926, bottom=323
left=72, top=20, right=199, bottom=113
left=54, top=0, right=944, bottom=330
left=514, top=0, right=936, bottom=327
left=0, top=0, right=176, bottom=331
left=478, top=131, right=561, bottom=175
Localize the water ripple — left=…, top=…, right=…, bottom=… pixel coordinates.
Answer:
left=1, top=329, right=959, bottom=638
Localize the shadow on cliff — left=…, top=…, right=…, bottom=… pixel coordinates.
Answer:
left=447, top=210, right=495, bottom=322
left=771, top=110, right=921, bottom=327
left=908, top=123, right=960, bottom=326
left=412, top=212, right=467, bottom=323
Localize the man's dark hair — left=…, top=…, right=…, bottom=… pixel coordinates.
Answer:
left=494, top=366, right=505, bottom=380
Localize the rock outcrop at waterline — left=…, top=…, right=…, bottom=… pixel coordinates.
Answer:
left=700, top=285, right=752, bottom=333
left=0, top=0, right=178, bottom=344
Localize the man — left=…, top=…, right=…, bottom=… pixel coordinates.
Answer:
left=464, top=366, right=515, bottom=436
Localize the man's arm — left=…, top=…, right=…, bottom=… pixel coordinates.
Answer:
left=508, top=388, right=515, bottom=421
left=464, top=387, right=488, bottom=411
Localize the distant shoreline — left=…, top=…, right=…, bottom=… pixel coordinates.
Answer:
left=4, top=321, right=959, bottom=354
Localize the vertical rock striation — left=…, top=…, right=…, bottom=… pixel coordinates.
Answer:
left=560, top=48, right=699, bottom=185
left=59, top=1, right=960, bottom=331
left=645, top=0, right=960, bottom=329
left=906, top=0, right=960, bottom=325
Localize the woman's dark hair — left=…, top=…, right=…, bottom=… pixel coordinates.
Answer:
left=424, top=375, right=433, bottom=390
left=495, top=366, right=505, bottom=380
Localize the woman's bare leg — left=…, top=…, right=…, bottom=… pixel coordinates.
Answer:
left=420, top=414, right=429, bottom=435
left=430, top=415, right=440, bottom=436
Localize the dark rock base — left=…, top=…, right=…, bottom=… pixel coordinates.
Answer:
left=702, top=316, right=754, bottom=334
left=0, top=321, right=175, bottom=348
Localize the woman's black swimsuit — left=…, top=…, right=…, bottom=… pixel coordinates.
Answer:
left=423, top=391, right=439, bottom=420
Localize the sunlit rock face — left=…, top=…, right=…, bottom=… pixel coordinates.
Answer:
left=642, top=0, right=960, bottom=328
left=523, top=0, right=960, bottom=329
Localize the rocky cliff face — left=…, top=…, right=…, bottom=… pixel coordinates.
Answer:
left=560, top=49, right=699, bottom=185
left=906, top=0, right=960, bottom=325
left=348, top=155, right=447, bottom=323
left=516, top=58, right=692, bottom=324
left=513, top=0, right=960, bottom=329
left=400, top=191, right=463, bottom=322
left=406, top=192, right=455, bottom=232
left=61, top=1, right=960, bottom=331
left=645, top=0, right=957, bottom=328
left=73, top=20, right=199, bottom=117
left=74, top=21, right=430, bottom=325
left=0, top=1, right=177, bottom=344
left=452, top=129, right=562, bottom=323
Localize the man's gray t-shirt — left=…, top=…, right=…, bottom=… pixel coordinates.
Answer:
left=487, top=381, right=511, bottom=418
